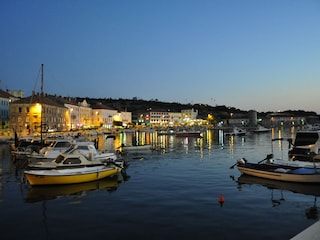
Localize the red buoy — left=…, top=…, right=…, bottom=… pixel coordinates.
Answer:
left=218, top=194, right=224, bottom=207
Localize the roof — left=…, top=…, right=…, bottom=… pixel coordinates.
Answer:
left=91, top=102, right=117, bottom=110
left=0, top=89, right=15, bottom=98
left=11, top=93, right=66, bottom=108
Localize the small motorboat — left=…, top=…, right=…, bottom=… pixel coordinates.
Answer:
left=251, top=125, right=271, bottom=133
left=288, top=130, right=320, bottom=161
left=28, top=146, right=126, bottom=171
left=28, top=138, right=74, bottom=161
left=24, top=165, right=119, bottom=186
left=10, top=137, right=50, bottom=161
left=225, top=127, right=246, bottom=136
left=25, top=173, right=127, bottom=203
left=76, top=141, right=118, bottom=161
left=234, top=156, right=320, bottom=183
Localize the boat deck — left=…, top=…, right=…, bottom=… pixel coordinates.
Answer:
left=291, top=220, right=320, bottom=240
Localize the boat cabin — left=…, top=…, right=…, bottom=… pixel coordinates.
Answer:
left=289, top=131, right=320, bottom=161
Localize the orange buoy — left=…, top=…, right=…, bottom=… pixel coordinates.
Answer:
left=218, top=194, right=224, bottom=207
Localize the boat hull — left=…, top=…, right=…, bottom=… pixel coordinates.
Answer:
left=24, top=166, right=118, bottom=186
left=237, top=165, right=320, bottom=183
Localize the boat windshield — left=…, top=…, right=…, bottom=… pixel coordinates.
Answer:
left=77, top=145, right=89, bottom=150
left=54, top=155, right=65, bottom=164
left=55, top=141, right=72, bottom=148
left=294, top=132, right=319, bottom=146
left=62, top=157, right=81, bottom=164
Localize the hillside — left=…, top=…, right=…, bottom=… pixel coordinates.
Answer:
left=49, top=94, right=318, bottom=120
left=72, top=96, right=254, bottom=120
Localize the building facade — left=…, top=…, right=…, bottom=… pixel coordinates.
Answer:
left=0, top=90, right=18, bottom=130
left=9, top=94, right=67, bottom=136
left=9, top=94, right=134, bottom=136
left=91, top=103, right=118, bottom=129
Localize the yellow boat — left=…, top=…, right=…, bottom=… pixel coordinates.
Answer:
left=24, top=165, right=118, bottom=186
left=25, top=176, right=122, bottom=202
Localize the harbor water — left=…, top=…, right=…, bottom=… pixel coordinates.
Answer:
left=1, top=128, right=319, bottom=240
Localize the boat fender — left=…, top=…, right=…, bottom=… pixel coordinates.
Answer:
left=266, top=159, right=274, bottom=164
left=237, top=158, right=247, bottom=165
left=274, top=168, right=288, bottom=173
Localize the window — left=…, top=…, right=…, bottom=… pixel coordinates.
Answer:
left=63, top=157, right=81, bottom=164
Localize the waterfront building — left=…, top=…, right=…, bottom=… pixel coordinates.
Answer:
left=9, top=93, right=68, bottom=136
left=181, top=108, right=198, bottom=121
left=168, top=112, right=182, bottom=126
left=119, top=111, right=132, bottom=128
left=91, top=102, right=118, bottom=129
left=136, top=109, right=186, bottom=127
left=77, top=99, right=92, bottom=129
left=248, top=110, right=258, bottom=126
left=0, top=89, right=18, bottom=132
left=223, top=112, right=249, bottom=126
left=268, top=112, right=306, bottom=127
left=63, top=99, right=79, bottom=131
left=149, top=109, right=170, bottom=126
left=8, top=89, right=24, bottom=98
left=136, top=109, right=169, bottom=127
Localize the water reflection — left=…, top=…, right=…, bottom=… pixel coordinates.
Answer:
left=2, top=127, right=318, bottom=239
left=96, top=127, right=298, bottom=154
left=237, top=174, right=320, bottom=219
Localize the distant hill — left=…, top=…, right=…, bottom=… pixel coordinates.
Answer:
left=71, top=96, right=249, bottom=119
left=47, top=94, right=318, bottom=120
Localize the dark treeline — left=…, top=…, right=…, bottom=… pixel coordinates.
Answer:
left=70, top=96, right=249, bottom=119
left=47, top=94, right=318, bottom=120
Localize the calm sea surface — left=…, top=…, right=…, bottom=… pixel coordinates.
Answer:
left=1, top=128, right=319, bottom=240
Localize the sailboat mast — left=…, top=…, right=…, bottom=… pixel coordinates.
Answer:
left=40, top=63, right=44, bottom=142
left=41, top=63, right=44, bottom=96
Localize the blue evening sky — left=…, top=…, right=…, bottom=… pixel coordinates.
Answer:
left=1, top=0, right=320, bottom=113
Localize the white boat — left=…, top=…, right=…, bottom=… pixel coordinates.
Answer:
left=28, top=138, right=74, bottom=161
left=225, top=127, right=246, bottom=136
left=76, top=141, right=118, bottom=161
left=251, top=125, right=271, bottom=133
left=268, top=158, right=320, bottom=168
left=302, top=124, right=320, bottom=131
left=234, top=157, right=320, bottom=183
left=288, top=130, right=320, bottom=161
left=10, top=136, right=49, bottom=160
left=28, top=146, right=126, bottom=171
left=24, top=165, right=119, bottom=186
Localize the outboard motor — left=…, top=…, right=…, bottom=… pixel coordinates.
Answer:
left=237, top=158, right=247, bottom=165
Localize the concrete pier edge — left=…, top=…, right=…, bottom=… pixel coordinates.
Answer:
left=291, top=220, right=320, bottom=240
